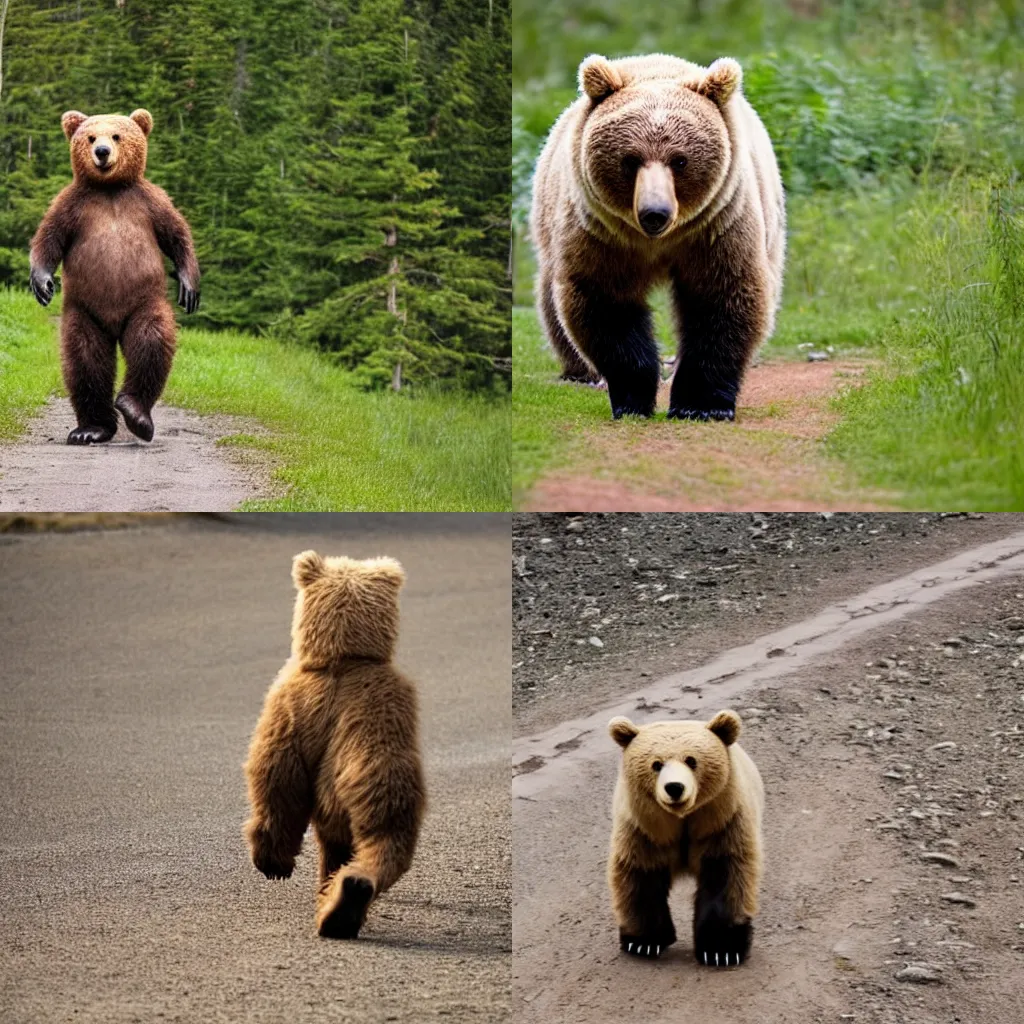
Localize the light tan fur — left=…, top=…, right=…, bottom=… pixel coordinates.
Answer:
left=531, top=53, right=786, bottom=420
left=244, top=552, right=425, bottom=939
left=607, top=712, right=764, bottom=956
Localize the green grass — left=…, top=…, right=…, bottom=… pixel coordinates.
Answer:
left=0, top=289, right=510, bottom=510
left=0, top=291, right=62, bottom=439
left=829, top=180, right=1024, bottom=510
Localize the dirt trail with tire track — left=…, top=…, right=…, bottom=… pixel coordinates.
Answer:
left=513, top=522, right=1024, bottom=1024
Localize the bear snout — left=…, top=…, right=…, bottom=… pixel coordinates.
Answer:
left=663, top=781, right=685, bottom=802
left=92, top=144, right=112, bottom=167
left=637, top=206, right=671, bottom=237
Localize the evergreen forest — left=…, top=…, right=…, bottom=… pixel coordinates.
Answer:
left=0, top=0, right=511, bottom=393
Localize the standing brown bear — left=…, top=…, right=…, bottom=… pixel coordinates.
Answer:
left=29, top=109, right=200, bottom=445
left=531, top=54, right=786, bottom=420
left=244, top=552, right=426, bottom=940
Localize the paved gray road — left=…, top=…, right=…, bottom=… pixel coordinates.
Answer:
left=0, top=513, right=510, bottom=1023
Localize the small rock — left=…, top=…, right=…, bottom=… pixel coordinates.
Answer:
left=940, top=892, right=976, bottom=907
left=656, top=593, right=680, bottom=603
left=929, top=741, right=957, bottom=752
left=565, top=520, right=584, bottom=533
left=588, top=636, right=604, bottom=648
left=883, top=771, right=904, bottom=780
left=942, top=638, right=964, bottom=647
left=895, top=964, right=943, bottom=984
left=920, top=852, right=960, bottom=868
left=807, top=350, right=829, bottom=362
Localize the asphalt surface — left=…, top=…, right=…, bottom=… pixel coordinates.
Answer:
left=0, top=513, right=511, bottom=1023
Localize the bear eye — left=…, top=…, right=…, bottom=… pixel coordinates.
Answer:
left=88, top=135, right=96, bottom=143
left=622, top=154, right=643, bottom=176
left=685, top=756, right=697, bottom=770
left=112, top=134, right=120, bottom=141
left=651, top=760, right=663, bottom=772
left=670, top=155, right=688, bottom=173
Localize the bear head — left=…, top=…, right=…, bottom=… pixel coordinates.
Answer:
left=290, top=551, right=405, bottom=666
left=575, top=53, right=742, bottom=240
left=61, top=109, right=153, bottom=186
left=608, top=711, right=741, bottom=818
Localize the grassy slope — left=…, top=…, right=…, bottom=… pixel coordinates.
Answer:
left=0, top=289, right=510, bottom=511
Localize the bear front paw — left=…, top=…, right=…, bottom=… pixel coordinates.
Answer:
left=619, top=930, right=675, bottom=959
left=666, top=406, right=735, bottom=422
left=252, top=849, right=295, bottom=880
left=694, top=917, right=752, bottom=968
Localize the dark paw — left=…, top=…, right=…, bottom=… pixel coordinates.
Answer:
left=177, top=275, right=200, bottom=314
left=319, top=875, right=375, bottom=940
left=611, top=404, right=655, bottom=420
left=67, top=425, right=115, bottom=445
left=29, top=268, right=55, bottom=307
left=667, top=407, right=735, bottom=422
left=620, top=930, right=675, bottom=959
left=560, top=371, right=605, bottom=388
left=253, top=853, right=295, bottom=880
left=694, top=918, right=752, bottom=968
left=115, top=394, right=154, bottom=442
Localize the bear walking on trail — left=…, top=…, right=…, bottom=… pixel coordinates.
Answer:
left=29, top=109, right=200, bottom=445
left=607, top=711, right=764, bottom=966
left=531, top=54, right=786, bottom=421
left=244, top=552, right=425, bottom=940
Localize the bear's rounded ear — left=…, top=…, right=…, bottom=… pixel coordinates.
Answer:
left=130, top=109, right=153, bottom=137
left=292, top=550, right=325, bottom=588
left=579, top=55, right=624, bottom=102
left=609, top=716, right=639, bottom=748
left=61, top=111, right=88, bottom=141
left=364, top=556, right=406, bottom=590
left=708, top=710, right=741, bottom=746
left=694, top=57, right=742, bottom=106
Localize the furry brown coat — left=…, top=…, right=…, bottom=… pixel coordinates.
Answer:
left=29, top=109, right=200, bottom=444
left=607, top=711, right=764, bottom=967
left=244, top=552, right=425, bottom=940
left=531, top=54, right=785, bottom=420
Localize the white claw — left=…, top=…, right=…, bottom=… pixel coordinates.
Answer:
left=715, top=953, right=719, bottom=966
left=656, top=946, right=661, bottom=956
left=628, top=943, right=633, bottom=952
left=644, top=945, right=650, bottom=956
left=704, top=952, right=708, bottom=965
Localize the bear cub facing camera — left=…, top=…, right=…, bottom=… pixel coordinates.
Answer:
left=607, top=711, right=764, bottom=966
left=531, top=53, right=785, bottom=421
left=244, top=552, right=425, bottom=939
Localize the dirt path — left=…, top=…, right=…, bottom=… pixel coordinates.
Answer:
left=513, top=531, right=1024, bottom=1024
left=0, top=398, right=262, bottom=511
left=526, top=361, right=891, bottom=511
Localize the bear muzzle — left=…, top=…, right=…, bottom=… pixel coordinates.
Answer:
left=633, top=163, right=678, bottom=238
left=91, top=139, right=116, bottom=171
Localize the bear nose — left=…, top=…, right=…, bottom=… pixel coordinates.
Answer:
left=638, top=207, right=671, bottom=236
left=663, top=782, right=685, bottom=801
left=94, top=145, right=111, bottom=161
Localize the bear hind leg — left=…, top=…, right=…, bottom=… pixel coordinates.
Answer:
left=316, top=830, right=416, bottom=940
left=60, top=307, right=118, bottom=445
left=314, top=815, right=354, bottom=887
left=538, top=272, right=601, bottom=385
left=610, top=859, right=676, bottom=959
left=115, top=301, right=177, bottom=442
left=693, top=855, right=753, bottom=968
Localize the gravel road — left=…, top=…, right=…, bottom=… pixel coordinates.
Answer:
left=0, top=513, right=510, bottom=1023
left=513, top=525, right=1024, bottom=1023
left=513, top=512, right=1024, bottom=732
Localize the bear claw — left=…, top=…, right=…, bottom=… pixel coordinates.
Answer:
left=318, top=875, right=375, bottom=940
left=67, top=425, right=115, bottom=445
